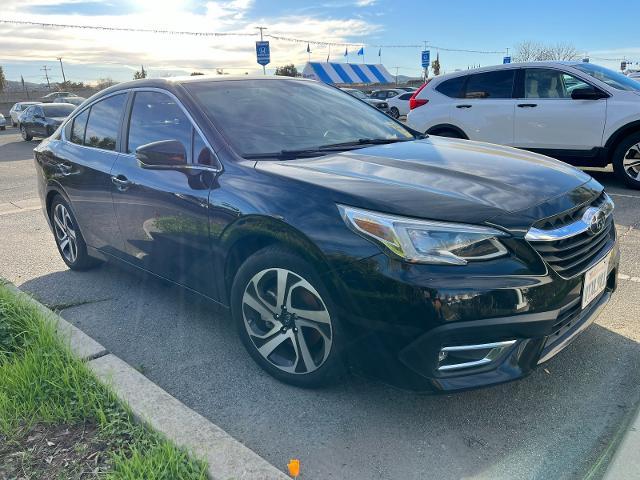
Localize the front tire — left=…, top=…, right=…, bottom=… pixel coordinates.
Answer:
left=612, top=131, right=640, bottom=189
left=50, top=195, right=101, bottom=270
left=20, top=125, right=32, bottom=141
left=231, top=245, right=345, bottom=387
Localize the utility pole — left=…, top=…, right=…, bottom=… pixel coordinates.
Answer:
left=256, top=26, right=267, bottom=75
left=394, top=66, right=399, bottom=85
left=41, top=65, right=52, bottom=90
left=57, top=57, right=67, bottom=84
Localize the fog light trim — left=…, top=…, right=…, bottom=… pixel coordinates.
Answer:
left=437, top=340, right=517, bottom=372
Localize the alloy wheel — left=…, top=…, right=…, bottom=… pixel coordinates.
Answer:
left=623, top=142, right=640, bottom=181
left=53, top=203, right=78, bottom=263
left=241, top=268, right=333, bottom=375
left=20, top=126, right=27, bottom=140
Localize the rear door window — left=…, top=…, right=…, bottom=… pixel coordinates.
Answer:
left=464, top=70, right=515, bottom=99
left=84, top=94, right=127, bottom=151
left=69, top=109, right=90, bottom=145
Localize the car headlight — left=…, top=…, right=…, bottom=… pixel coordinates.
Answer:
left=338, top=205, right=509, bottom=265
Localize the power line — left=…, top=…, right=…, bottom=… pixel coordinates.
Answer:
left=0, top=19, right=507, bottom=55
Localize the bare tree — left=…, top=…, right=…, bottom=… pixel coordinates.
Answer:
left=0, top=66, right=6, bottom=93
left=514, top=41, right=579, bottom=62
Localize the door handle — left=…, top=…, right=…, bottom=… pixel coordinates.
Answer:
left=111, top=175, right=132, bottom=191
left=517, top=103, right=538, bottom=108
left=456, top=104, right=472, bottom=108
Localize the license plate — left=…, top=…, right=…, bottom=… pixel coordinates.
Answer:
left=582, top=253, right=610, bottom=309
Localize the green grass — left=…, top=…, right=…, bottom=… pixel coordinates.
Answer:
left=0, top=283, right=208, bottom=479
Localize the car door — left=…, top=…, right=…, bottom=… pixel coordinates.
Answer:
left=450, top=69, right=517, bottom=145
left=395, top=93, right=413, bottom=115
left=21, top=106, right=38, bottom=135
left=513, top=67, right=607, bottom=150
left=110, top=89, right=218, bottom=297
left=52, top=93, right=129, bottom=254
left=32, top=106, right=49, bottom=137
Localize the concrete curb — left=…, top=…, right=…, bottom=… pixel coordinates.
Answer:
left=2, top=280, right=289, bottom=480
left=603, top=404, right=640, bottom=480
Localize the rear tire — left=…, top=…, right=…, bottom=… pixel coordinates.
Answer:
left=50, top=195, right=101, bottom=271
left=389, top=107, right=400, bottom=119
left=612, top=131, right=640, bottom=189
left=231, top=245, right=346, bottom=388
left=20, top=125, right=32, bottom=141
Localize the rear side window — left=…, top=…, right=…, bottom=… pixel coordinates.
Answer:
left=465, top=70, right=515, bottom=99
left=84, top=94, right=126, bottom=151
left=435, top=76, right=466, bottom=98
left=399, top=93, right=413, bottom=100
left=127, top=91, right=192, bottom=161
left=69, top=109, right=89, bottom=145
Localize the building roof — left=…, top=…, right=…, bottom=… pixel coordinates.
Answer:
left=302, top=62, right=394, bottom=85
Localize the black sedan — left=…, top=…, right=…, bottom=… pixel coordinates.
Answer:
left=20, top=103, right=76, bottom=141
left=33, top=77, right=619, bottom=391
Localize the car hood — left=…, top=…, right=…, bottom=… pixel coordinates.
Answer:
left=256, top=137, right=593, bottom=224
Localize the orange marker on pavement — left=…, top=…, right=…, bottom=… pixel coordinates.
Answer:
left=287, top=458, right=300, bottom=478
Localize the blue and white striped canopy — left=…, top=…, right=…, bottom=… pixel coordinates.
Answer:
left=302, top=62, right=394, bottom=85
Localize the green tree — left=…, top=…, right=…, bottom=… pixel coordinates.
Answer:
left=275, top=64, right=298, bottom=77
left=133, top=65, right=147, bottom=80
left=0, top=66, right=6, bottom=93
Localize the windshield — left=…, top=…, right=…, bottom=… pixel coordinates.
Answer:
left=573, top=63, right=640, bottom=91
left=185, top=79, right=414, bottom=157
left=43, top=104, right=76, bottom=117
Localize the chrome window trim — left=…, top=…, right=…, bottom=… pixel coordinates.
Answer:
left=60, top=87, right=222, bottom=173
left=525, top=194, right=614, bottom=242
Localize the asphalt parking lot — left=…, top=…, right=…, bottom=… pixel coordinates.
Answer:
left=1, top=127, right=639, bottom=480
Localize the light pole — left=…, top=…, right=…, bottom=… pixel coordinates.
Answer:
left=256, top=26, right=267, bottom=75
left=57, top=57, right=67, bottom=83
left=423, top=40, right=429, bottom=81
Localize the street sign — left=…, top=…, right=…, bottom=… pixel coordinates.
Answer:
left=503, top=56, right=511, bottom=64
left=256, top=41, right=270, bottom=66
left=421, top=50, right=430, bottom=68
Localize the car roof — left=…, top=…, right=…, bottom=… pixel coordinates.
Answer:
left=430, top=61, right=583, bottom=82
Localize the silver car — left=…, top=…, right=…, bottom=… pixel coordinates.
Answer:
left=9, top=102, right=41, bottom=127
left=0, top=113, right=6, bottom=130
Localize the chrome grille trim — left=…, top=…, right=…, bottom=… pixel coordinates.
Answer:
left=526, top=193, right=615, bottom=279
left=525, top=193, right=614, bottom=242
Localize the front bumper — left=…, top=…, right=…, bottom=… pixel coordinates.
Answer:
left=333, top=238, right=619, bottom=393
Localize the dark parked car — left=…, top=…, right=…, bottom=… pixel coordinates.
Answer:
left=34, top=77, right=619, bottom=391
left=340, top=88, right=389, bottom=113
left=20, top=103, right=76, bottom=141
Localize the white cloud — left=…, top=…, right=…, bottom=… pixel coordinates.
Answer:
left=355, top=0, right=376, bottom=6
left=0, top=0, right=381, bottom=80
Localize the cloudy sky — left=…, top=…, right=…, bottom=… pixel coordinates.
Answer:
left=1, top=0, right=638, bottom=84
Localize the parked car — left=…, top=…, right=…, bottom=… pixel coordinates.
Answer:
left=406, top=61, right=640, bottom=188
left=54, top=96, right=85, bottom=106
left=369, top=88, right=403, bottom=100
left=9, top=101, right=41, bottom=127
left=387, top=91, right=414, bottom=118
left=628, top=72, right=640, bottom=81
left=340, top=88, right=389, bottom=113
left=0, top=113, right=6, bottom=130
left=40, top=91, right=72, bottom=103
left=398, top=87, right=417, bottom=92
left=19, top=103, right=76, bottom=141
left=34, top=76, right=618, bottom=391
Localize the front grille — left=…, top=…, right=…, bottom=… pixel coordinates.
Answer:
left=528, top=217, right=614, bottom=278
left=533, top=192, right=607, bottom=230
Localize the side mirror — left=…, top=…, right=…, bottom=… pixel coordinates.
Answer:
left=571, top=87, right=608, bottom=100
left=136, top=140, right=187, bottom=169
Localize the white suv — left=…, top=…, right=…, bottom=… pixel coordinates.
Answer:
left=406, top=61, right=640, bottom=188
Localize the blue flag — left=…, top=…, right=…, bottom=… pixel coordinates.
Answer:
left=378, top=48, right=381, bottom=57
left=357, top=47, right=364, bottom=56
left=344, top=47, right=348, bottom=57
left=306, top=43, right=311, bottom=53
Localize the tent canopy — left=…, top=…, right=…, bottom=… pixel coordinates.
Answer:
left=302, top=62, right=394, bottom=85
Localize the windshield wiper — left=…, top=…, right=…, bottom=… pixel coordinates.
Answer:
left=243, top=137, right=418, bottom=160
left=320, top=137, right=415, bottom=148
